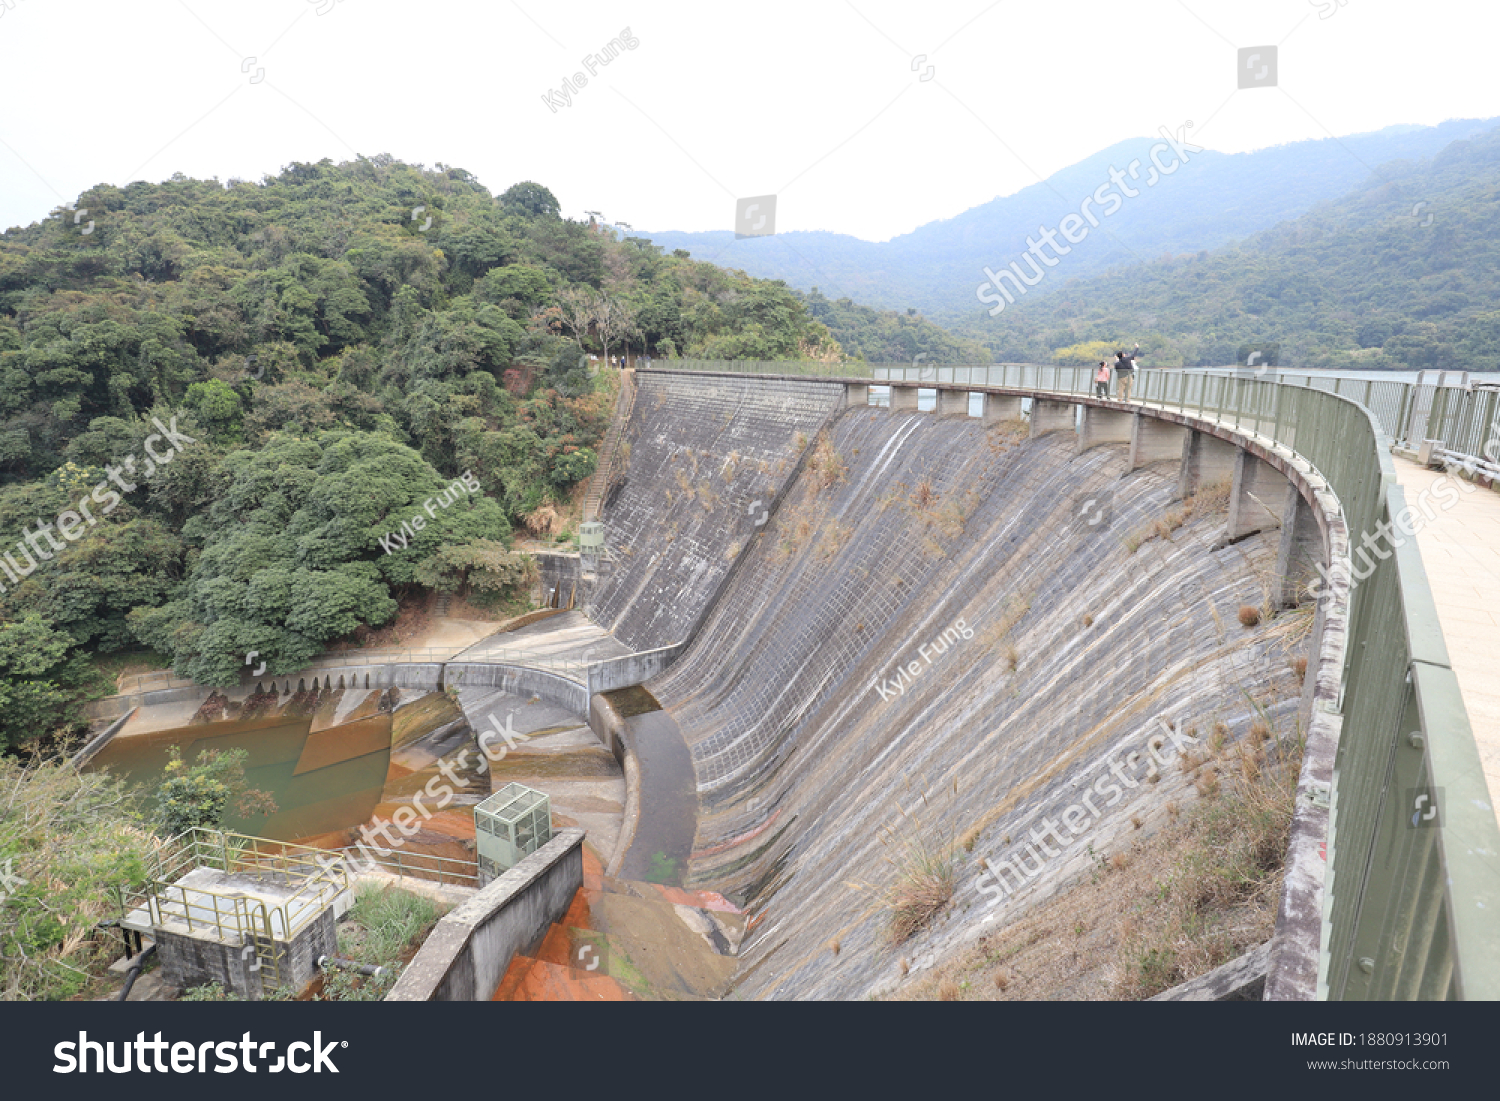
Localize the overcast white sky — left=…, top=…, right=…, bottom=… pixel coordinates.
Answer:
left=1, top=0, right=1496, bottom=242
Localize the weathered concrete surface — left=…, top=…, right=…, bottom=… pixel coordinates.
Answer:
left=937, top=389, right=970, bottom=416
left=589, top=371, right=842, bottom=652
left=1273, top=484, right=1321, bottom=607
left=588, top=642, right=688, bottom=695
left=983, top=393, right=1024, bottom=424
left=650, top=408, right=1312, bottom=1000
left=1150, top=940, right=1271, bottom=1001
left=536, top=552, right=581, bottom=608
left=387, top=827, right=586, bottom=1001
left=1227, top=449, right=1290, bottom=541
left=455, top=610, right=631, bottom=681
left=1030, top=398, right=1076, bottom=436
left=1078, top=405, right=1133, bottom=452
left=444, top=662, right=589, bottom=717
left=1177, top=429, right=1239, bottom=499
left=891, top=385, right=920, bottom=412
left=1129, top=414, right=1187, bottom=472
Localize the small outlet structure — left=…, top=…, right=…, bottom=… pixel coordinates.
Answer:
left=120, top=829, right=352, bottom=999
left=475, top=784, right=553, bottom=886
left=579, top=521, right=604, bottom=579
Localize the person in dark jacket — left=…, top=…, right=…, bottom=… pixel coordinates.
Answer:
left=1115, top=351, right=1135, bottom=401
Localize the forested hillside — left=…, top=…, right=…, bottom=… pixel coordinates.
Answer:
left=0, top=156, right=976, bottom=746
left=955, top=123, right=1500, bottom=370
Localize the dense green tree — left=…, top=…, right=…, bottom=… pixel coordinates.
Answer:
left=0, top=616, right=95, bottom=754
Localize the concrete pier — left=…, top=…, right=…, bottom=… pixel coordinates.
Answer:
left=1030, top=398, right=1076, bottom=437
left=845, top=383, right=870, bottom=408
left=891, top=385, right=920, bottom=412
left=1273, top=484, right=1321, bottom=607
left=1129, top=414, right=1188, bottom=472
left=1078, top=405, right=1133, bottom=452
left=1177, top=429, right=1239, bottom=499
left=983, top=393, right=1024, bottom=424
left=938, top=389, right=970, bottom=416
left=1227, top=448, right=1291, bottom=541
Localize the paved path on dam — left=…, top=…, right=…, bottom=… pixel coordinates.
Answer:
left=1391, top=456, right=1500, bottom=822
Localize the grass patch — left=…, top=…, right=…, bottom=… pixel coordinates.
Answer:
left=881, top=791, right=960, bottom=945
left=339, top=882, right=443, bottom=967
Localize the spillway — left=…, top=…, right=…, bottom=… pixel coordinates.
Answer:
left=616, top=397, right=1307, bottom=1000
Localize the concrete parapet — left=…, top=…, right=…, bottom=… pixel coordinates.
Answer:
left=1078, top=405, right=1133, bottom=452
left=1177, top=429, right=1239, bottom=500
left=1129, top=414, right=1187, bottom=471
left=1029, top=398, right=1076, bottom=437
left=891, top=384, right=920, bottom=412
left=937, top=389, right=970, bottom=416
left=387, top=828, right=585, bottom=1001
left=443, top=662, right=589, bottom=717
left=1227, top=448, right=1291, bottom=541
left=1150, top=941, right=1271, bottom=1001
left=982, top=393, right=1024, bottom=424
left=587, top=642, right=687, bottom=695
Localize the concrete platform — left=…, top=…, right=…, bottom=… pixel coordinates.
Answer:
left=121, top=867, right=348, bottom=940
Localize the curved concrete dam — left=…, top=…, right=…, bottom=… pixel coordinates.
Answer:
left=611, top=392, right=1312, bottom=1000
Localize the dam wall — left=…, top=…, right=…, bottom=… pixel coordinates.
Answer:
left=587, top=371, right=845, bottom=652
left=647, top=402, right=1318, bottom=1000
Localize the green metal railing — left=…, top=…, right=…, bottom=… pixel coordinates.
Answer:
left=653, top=360, right=1500, bottom=999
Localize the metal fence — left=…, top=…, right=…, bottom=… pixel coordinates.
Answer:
left=663, top=359, right=1500, bottom=1000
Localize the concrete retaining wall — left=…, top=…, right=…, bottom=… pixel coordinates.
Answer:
left=443, top=662, right=589, bottom=716
left=73, top=707, right=137, bottom=765
left=536, top=553, right=581, bottom=608
left=587, top=642, right=688, bottom=695
left=386, top=827, right=586, bottom=1001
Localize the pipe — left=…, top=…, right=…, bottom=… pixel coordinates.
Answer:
left=316, top=954, right=386, bottom=979
left=116, top=944, right=158, bottom=1002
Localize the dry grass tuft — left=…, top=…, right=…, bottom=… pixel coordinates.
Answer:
left=993, top=968, right=1011, bottom=991
left=881, top=800, right=960, bottom=945
left=1131, top=815, right=1143, bottom=830
left=1109, top=852, right=1129, bottom=871
left=937, top=979, right=962, bottom=1002
left=898, top=958, right=910, bottom=978
left=959, top=825, right=982, bottom=853
left=1251, top=719, right=1272, bottom=741
left=827, top=937, right=841, bottom=957
left=1237, top=605, right=1261, bottom=627
left=1083, top=614, right=1094, bottom=627
left=911, top=477, right=938, bottom=512
left=807, top=431, right=848, bottom=491
left=1292, top=655, right=1308, bottom=679
left=1188, top=479, right=1232, bottom=515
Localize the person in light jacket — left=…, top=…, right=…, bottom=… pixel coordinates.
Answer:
left=1094, top=361, right=1111, bottom=399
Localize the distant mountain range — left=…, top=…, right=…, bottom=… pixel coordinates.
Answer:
left=642, top=118, right=1499, bottom=322
left=943, top=120, right=1500, bottom=370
